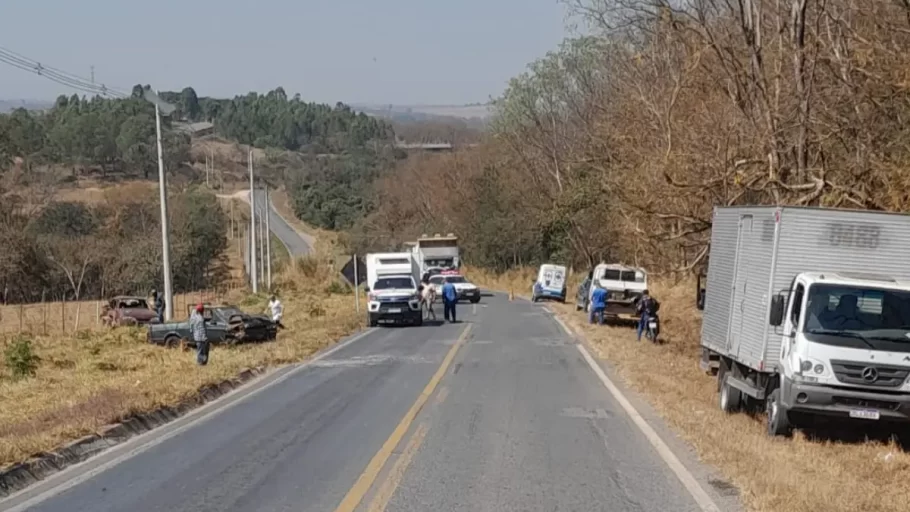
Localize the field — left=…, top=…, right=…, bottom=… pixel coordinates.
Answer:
left=471, top=268, right=910, bottom=512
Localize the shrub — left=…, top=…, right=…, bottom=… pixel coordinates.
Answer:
left=4, top=335, right=40, bottom=379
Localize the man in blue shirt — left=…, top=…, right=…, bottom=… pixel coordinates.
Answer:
left=589, top=282, right=608, bottom=325
left=441, top=277, right=458, bottom=323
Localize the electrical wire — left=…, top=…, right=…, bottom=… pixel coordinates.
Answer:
left=0, top=45, right=129, bottom=99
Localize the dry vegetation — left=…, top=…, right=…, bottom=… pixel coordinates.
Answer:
left=472, top=270, right=910, bottom=512
left=0, top=254, right=362, bottom=467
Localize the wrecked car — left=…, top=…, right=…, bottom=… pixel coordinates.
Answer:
left=146, top=305, right=278, bottom=347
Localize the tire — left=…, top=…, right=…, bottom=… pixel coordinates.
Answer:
left=766, top=389, right=793, bottom=437
left=470, top=297, right=480, bottom=304
left=532, top=295, right=539, bottom=303
left=164, top=335, right=180, bottom=348
left=414, top=315, right=423, bottom=327
left=719, top=375, right=742, bottom=413
left=368, top=315, right=378, bottom=327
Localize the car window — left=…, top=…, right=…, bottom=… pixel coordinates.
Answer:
left=429, top=276, right=445, bottom=285
left=374, top=277, right=415, bottom=289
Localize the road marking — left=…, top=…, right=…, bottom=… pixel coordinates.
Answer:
left=366, top=422, right=429, bottom=512
left=0, top=327, right=378, bottom=512
left=435, top=386, right=449, bottom=405
left=333, top=323, right=472, bottom=512
left=576, top=343, right=722, bottom=512
left=553, top=314, right=575, bottom=338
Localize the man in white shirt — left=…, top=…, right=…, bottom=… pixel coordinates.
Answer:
left=268, top=295, right=285, bottom=329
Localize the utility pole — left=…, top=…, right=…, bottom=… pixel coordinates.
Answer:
left=154, top=92, right=174, bottom=321
left=258, top=207, right=265, bottom=290
left=230, top=200, right=234, bottom=239
left=265, top=187, right=272, bottom=290
left=249, top=150, right=258, bottom=293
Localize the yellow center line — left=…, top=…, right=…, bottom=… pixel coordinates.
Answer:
left=332, top=323, right=472, bottom=512
left=366, top=423, right=429, bottom=512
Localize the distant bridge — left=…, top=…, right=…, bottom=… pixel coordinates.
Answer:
left=394, top=142, right=454, bottom=151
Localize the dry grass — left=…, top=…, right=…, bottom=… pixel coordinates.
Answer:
left=473, top=268, right=910, bottom=512
left=0, top=239, right=363, bottom=468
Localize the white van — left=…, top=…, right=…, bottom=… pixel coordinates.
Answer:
left=531, top=264, right=567, bottom=303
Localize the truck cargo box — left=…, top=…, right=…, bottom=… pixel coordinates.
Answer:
left=701, top=206, right=910, bottom=373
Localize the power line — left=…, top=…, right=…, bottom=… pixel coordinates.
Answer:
left=0, top=45, right=129, bottom=99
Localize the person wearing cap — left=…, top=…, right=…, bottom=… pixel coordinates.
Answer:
left=190, top=303, right=209, bottom=365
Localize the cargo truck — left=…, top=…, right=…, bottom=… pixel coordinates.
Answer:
left=411, top=233, right=460, bottom=279
left=699, top=206, right=910, bottom=436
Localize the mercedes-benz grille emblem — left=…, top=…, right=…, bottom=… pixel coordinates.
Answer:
left=861, top=367, right=879, bottom=383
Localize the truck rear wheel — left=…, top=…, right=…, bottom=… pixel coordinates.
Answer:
left=766, top=389, right=793, bottom=437
left=719, top=375, right=742, bottom=413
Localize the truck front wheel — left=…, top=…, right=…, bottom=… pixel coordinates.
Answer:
left=766, top=389, right=793, bottom=437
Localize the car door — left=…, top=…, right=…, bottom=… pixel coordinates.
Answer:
left=205, top=310, right=230, bottom=343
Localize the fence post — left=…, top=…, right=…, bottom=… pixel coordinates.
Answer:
left=42, top=289, right=47, bottom=336
left=18, top=301, right=23, bottom=333
left=61, top=294, right=66, bottom=334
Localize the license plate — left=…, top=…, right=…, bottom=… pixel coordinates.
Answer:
left=849, top=409, right=880, bottom=420
left=649, top=322, right=657, bottom=329
left=388, top=308, right=401, bottom=313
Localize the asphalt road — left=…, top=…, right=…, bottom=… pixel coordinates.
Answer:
left=3, top=296, right=740, bottom=512
left=250, top=189, right=314, bottom=257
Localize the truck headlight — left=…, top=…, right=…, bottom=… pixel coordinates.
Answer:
left=800, top=360, right=812, bottom=373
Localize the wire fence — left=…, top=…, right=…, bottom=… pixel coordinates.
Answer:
left=0, top=288, right=241, bottom=337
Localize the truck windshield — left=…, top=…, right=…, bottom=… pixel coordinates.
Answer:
left=374, top=277, right=414, bottom=290
left=803, top=283, right=910, bottom=352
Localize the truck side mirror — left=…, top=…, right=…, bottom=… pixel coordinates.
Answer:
left=769, top=295, right=785, bottom=326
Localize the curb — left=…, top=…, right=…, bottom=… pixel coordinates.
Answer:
left=0, top=366, right=267, bottom=498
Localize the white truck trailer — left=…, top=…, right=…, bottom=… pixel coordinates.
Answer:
left=699, top=206, right=910, bottom=436
left=411, top=233, right=460, bottom=279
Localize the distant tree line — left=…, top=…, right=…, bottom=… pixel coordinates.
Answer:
left=0, top=185, right=229, bottom=303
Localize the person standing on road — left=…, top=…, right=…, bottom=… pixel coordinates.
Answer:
left=268, top=295, right=285, bottom=329
left=190, top=303, right=209, bottom=366
left=441, top=276, right=458, bottom=323
left=422, top=281, right=438, bottom=321
left=589, top=282, right=608, bottom=325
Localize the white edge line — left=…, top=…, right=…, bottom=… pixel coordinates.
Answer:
left=1, top=327, right=376, bottom=512
left=576, top=343, right=722, bottom=512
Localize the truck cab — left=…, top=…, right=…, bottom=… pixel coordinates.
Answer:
left=768, top=271, right=910, bottom=434
left=577, top=263, right=648, bottom=319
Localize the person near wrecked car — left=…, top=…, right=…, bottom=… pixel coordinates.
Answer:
left=190, top=303, right=209, bottom=366
left=268, top=295, right=285, bottom=329
left=589, top=282, right=607, bottom=325
left=152, top=289, right=165, bottom=322
left=441, top=276, right=458, bottom=323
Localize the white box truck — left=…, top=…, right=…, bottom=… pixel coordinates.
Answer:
left=364, top=252, right=422, bottom=327
left=699, top=206, right=910, bottom=436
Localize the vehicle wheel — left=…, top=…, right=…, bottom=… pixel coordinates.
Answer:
left=532, top=295, right=539, bottom=303
left=164, top=335, right=180, bottom=348
left=368, top=315, right=378, bottom=327
left=414, top=316, right=423, bottom=327
left=719, top=375, right=742, bottom=413
left=766, top=389, right=793, bottom=437
left=559, top=297, right=566, bottom=304
left=470, top=297, right=480, bottom=304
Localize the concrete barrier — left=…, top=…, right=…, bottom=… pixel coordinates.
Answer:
left=0, top=366, right=266, bottom=498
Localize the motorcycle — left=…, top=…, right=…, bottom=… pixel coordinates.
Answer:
left=645, top=313, right=660, bottom=343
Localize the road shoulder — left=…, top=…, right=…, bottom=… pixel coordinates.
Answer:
left=546, top=305, right=744, bottom=512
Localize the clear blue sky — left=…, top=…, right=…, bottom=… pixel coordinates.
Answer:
left=2, top=0, right=570, bottom=105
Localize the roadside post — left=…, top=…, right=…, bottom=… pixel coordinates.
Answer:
left=340, top=255, right=367, bottom=319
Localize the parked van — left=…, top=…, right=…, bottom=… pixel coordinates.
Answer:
left=531, top=264, right=567, bottom=303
